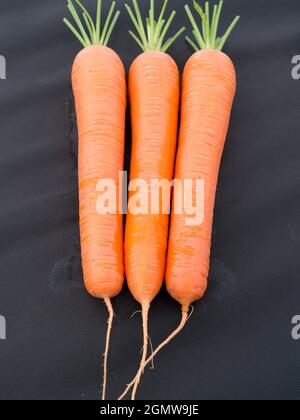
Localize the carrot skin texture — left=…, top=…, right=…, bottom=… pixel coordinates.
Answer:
left=166, top=49, right=236, bottom=308
left=72, top=45, right=126, bottom=299
left=125, top=51, right=180, bottom=305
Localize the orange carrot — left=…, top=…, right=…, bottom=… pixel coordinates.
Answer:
left=124, top=0, right=185, bottom=400
left=119, top=0, right=239, bottom=399
left=64, top=0, right=126, bottom=400
left=165, top=0, right=238, bottom=365
left=167, top=0, right=239, bottom=309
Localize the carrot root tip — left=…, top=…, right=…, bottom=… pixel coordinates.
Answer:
left=131, top=302, right=150, bottom=400
left=118, top=305, right=191, bottom=400
left=102, top=298, right=114, bottom=401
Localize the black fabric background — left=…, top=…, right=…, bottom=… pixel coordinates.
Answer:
left=0, top=0, right=299, bottom=400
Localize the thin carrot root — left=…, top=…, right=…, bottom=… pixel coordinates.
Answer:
left=131, top=303, right=150, bottom=400
left=118, top=305, right=189, bottom=400
left=102, top=298, right=114, bottom=401
left=148, top=335, right=155, bottom=369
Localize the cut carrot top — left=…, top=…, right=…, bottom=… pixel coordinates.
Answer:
left=63, top=0, right=120, bottom=48
left=185, top=0, right=240, bottom=51
left=126, top=0, right=186, bottom=53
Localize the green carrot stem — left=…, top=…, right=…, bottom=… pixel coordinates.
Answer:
left=126, top=0, right=185, bottom=53
left=185, top=0, right=240, bottom=51
left=63, top=0, right=120, bottom=48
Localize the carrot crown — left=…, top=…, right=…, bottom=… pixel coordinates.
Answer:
left=125, top=0, right=186, bottom=53
left=185, top=1, right=240, bottom=51
left=63, top=0, right=120, bottom=48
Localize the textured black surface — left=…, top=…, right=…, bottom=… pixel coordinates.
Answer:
left=0, top=0, right=299, bottom=400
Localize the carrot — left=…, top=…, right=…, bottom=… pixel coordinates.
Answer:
left=124, top=0, right=185, bottom=400
left=119, top=0, right=239, bottom=399
left=166, top=0, right=239, bottom=360
left=63, top=0, right=126, bottom=400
